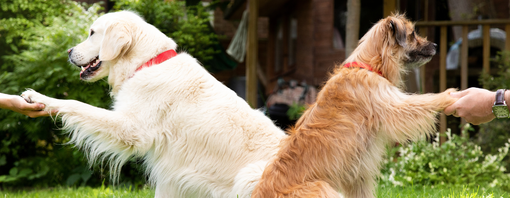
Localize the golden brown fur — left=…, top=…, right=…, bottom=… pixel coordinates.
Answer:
left=251, top=14, right=457, bottom=198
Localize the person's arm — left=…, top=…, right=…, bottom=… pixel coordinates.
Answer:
left=506, top=90, right=510, bottom=107
left=0, top=93, right=49, bottom=118
left=444, top=88, right=497, bottom=125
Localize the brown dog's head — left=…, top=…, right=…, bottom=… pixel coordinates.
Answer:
left=345, top=13, right=436, bottom=87
left=388, top=15, right=437, bottom=68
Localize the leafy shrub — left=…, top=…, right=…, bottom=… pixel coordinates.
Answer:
left=478, top=50, right=510, bottom=166
left=287, top=103, right=306, bottom=120
left=0, top=2, right=115, bottom=187
left=0, top=0, right=72, bottom=51
left=380, top=125, right=510, bottom=190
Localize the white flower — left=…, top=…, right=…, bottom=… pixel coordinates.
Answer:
left=489, top=179, right=498, bottom=188
left=446, top=129, right=452, bottom=140
left=405, top=176, right=412, bottom=182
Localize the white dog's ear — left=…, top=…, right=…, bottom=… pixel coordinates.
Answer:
left=100, top=22, right=132, bottom=61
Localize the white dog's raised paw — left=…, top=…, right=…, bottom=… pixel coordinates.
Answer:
left=21, top=89, right=52, bottom=107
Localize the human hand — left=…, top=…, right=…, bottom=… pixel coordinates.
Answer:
left=444, top=87, right=496, bottom=125
left=6, top=95, right=50, bottom=118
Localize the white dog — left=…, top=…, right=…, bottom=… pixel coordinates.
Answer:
left=22, top=11, right=285, bottom=198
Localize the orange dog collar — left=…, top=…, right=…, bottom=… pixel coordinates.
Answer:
left=343, top=62, right=383, bottom=77
left=136, top=49, right=178, bottom=72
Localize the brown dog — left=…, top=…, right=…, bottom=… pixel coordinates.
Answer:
left=251, top=14, right=457, bottom=198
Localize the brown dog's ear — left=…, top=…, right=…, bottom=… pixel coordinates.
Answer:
left=99, top=22, right=132, bottom=61
left=389, top=20, right=407, bottom=47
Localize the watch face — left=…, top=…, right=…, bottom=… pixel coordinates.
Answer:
left=493, top=105, right=510, bottom=118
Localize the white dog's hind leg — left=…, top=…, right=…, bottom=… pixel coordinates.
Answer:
left=231, top=161, right=268, bottom=198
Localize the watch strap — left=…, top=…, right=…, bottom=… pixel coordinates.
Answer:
left=495, top=89, right=507, bottom=105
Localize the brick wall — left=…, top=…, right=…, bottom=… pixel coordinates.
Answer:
left=269, top=0, right=344, bottom=88
left=311, top=0, right=344, bottom=85
left=212, top=0, right=346, bottom=94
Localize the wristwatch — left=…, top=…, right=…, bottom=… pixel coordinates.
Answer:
left=492, top=89, right=510, bottom=119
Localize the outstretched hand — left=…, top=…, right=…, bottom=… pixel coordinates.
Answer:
left=0, top=93, right=50, bottom=118
left=444, top=87, right=496, bottom=125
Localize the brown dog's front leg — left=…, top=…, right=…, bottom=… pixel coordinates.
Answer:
left=376, top=88, right=458, bottom=143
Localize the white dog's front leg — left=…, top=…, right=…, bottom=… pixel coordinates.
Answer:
left=21, top=89, right=64, bottom=112
left=21, top=89, right=149, bottom=161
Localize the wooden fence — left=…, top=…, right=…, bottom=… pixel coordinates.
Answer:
left=415, top=19, right=510, bottom=143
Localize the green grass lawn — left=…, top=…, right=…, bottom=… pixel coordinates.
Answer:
left=377, top=185, right=508, bottom=198
left=0, top=186, right=154, bottom=198
left=0, top=185, right=507, bottom=198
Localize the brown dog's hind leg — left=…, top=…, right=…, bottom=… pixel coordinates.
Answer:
left=252, top=180, right=342, bottom=198
left=339, top=177, right=376, bottom=198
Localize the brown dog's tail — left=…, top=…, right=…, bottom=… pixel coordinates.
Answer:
left=251, top=180, right=342, bottom=198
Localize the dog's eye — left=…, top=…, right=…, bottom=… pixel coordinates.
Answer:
left=90, top=30, right=95, bottom=36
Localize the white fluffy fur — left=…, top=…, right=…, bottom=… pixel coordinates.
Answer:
left=22, top=11, right=285, bottom=197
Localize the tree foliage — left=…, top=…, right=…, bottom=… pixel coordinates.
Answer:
left=380, top=126, right=510, bottom=190
left=0, top=1, right=118, bottom=187
left=478, top=50, right=510, bottom=171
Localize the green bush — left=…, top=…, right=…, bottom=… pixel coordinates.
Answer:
left=379, top=125, right=510, bottom=190
left=478, top=50, right=510, bottom=166
left=287, top=103, right=306, bottom=120
left=0, top=1, right=117, bottom=187
left=0, top=0, right=72, bottom=51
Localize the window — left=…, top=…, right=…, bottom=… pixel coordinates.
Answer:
left=275, top=19, right=284, bottom=73
left=288, top=18, right=297, bottom=66
left=273, top=16, right=297, bottom=75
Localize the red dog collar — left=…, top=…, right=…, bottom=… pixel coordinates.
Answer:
left=135, top=49, right=178, bottom=72
left=343, top=62, right=383, bottom=77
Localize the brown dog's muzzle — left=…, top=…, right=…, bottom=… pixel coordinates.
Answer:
left=422, top=42, right=437, bottom=57
left=409, top=42, right=437, bottom=60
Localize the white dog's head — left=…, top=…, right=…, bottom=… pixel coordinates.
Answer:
left=68, top=11, right=177, bottom=91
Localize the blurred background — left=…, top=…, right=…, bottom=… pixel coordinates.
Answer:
left=1, top=0, right=510, bottom=196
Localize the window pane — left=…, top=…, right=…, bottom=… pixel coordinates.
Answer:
left=288, top=18, right=297, bottom=66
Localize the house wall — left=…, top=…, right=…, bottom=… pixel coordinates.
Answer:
left=213, top=0, right=345, bottom=95
left=265, top=0, right=345, bottom=93
left=311, top=0, right=345, bottom=85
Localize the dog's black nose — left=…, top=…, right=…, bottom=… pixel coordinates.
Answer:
left=432, top=43, right=437, bottom=49
left=68, top=48, right=74, bottom=60
left=67, top=48, right=76, bottom=65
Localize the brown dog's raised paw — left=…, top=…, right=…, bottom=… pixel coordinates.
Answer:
left=436, top=88, right=459, bottom=111
left=443, top=88, right=459, bottom=95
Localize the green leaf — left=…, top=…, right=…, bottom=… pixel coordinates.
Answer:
left=0, top=155, right=6, bottom=166
left=81, top=170, right=92, bottom=184
left=18, top=168, right=33, bottom=177
left=66, top=173, right=81, bottom=186
left=9, top=167, right=18, bottom=176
